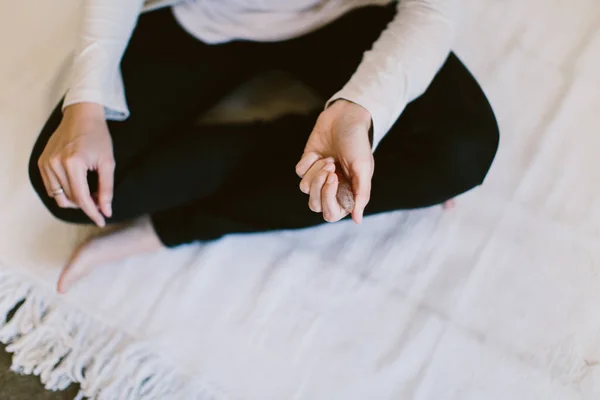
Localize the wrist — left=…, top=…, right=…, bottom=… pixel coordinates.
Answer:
left=329, top=99, right=372, bottom=130
left=64, top=102, right=105, bottom=122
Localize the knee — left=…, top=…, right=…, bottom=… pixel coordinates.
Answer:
left=472, top=101, right=500, bottom=183
left=449, top=108, right=499, bottom=190
left=444, top=55, right=499, bottom=188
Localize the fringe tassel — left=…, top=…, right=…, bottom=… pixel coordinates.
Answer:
left=0, top=268, right=227, bottom=400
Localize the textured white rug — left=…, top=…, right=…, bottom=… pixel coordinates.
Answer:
left=1, top=0, right=600, bottom=399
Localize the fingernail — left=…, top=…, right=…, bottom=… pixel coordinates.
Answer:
left=106, top=204, right=112, bottom=218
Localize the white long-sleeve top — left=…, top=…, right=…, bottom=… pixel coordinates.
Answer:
left=63, top=0, right=459, bottom=150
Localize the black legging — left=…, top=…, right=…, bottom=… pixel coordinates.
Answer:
left=29, top=5, right=499, bottom=247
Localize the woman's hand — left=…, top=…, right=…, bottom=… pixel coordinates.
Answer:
left=296, top=99, right=374, bottom=224
left=37, top=103, right=114, bottom=227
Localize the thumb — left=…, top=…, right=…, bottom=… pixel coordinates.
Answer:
left=98, top=158, right=115, bottom=218
left=350, top=158, right=373, bottom=224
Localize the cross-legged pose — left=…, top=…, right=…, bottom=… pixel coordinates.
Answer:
left=28, top=0, right=499, bottom=293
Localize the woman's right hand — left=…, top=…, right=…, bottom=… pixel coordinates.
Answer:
left=38, top=103, right=114, bottom=227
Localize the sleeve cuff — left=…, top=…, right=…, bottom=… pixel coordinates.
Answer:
left=62, top=90, right=129, bottom=121
left=62, top=70, right=130, bottom=121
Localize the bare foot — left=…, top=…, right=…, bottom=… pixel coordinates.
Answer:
left=57, top=216, right=163, bottom=293
left=442, top=199, right=456, bottom=210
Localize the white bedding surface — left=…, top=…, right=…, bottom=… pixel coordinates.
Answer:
left=1, top=0, right=600, bottom=398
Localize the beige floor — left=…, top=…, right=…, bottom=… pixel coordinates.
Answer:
left=0, top=344, right=78, bottom=399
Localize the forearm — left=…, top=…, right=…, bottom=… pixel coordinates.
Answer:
left=63, top=0, right=145, bottom=119
left=328, top=0, right=460, bottom=150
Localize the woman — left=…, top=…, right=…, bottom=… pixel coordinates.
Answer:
left=29, top=0, right=499, bottom=293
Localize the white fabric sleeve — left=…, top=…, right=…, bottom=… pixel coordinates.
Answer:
left=62, top=0, right=146, bottom=120
left=327, top=0, right=460, bottom=151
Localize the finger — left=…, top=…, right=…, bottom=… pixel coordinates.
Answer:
left=37, top=158, right=54, bottom=197
left=44, top=165, right=78, bottom=209
left=308, top=169, right=330, bottom=213
left=65, top=158, right=106, bottom=227
left=49, top=158, right=76, bottom=203
left=299, top=157, right=335, bottom=194
left=295, top=151, right=321, bottom=178
left=97, top=159, right=115, bottom=218
left=350, top=160, right=373, bottom=224
left=321, top=172, right=346, bottom=223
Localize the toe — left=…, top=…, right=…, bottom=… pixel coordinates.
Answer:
left=57, top=243, right=88, bottom=293
left=442, top=199, right=456, bottom=210
left=57, top=261, right=78, bottom=294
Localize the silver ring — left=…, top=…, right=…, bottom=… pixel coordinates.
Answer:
left=51, top=187, right=65, bottom=197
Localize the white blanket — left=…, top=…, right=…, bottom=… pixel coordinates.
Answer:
left=1, top=0, right=599, bottom=398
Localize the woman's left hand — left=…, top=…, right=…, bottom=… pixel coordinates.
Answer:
left=296, top=99, right=374, bottom=224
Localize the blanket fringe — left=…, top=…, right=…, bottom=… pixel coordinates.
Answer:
left=0, top=268, right=225, bottom=400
